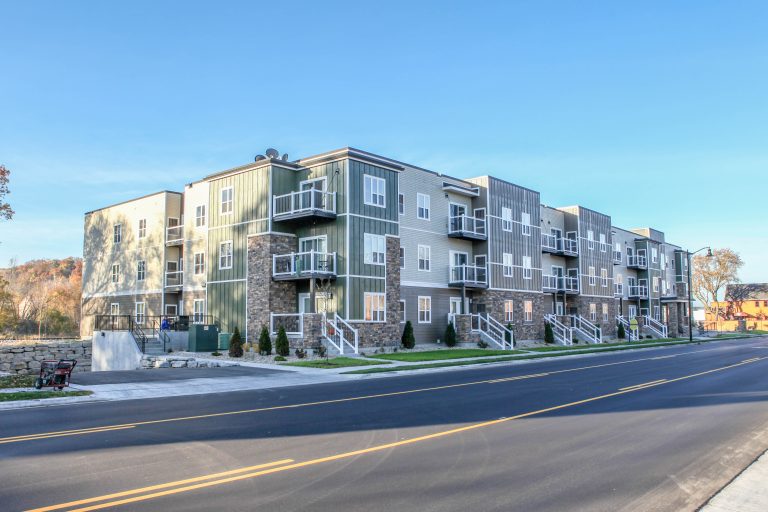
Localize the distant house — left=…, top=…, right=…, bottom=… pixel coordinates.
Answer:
left=706, top=283, right=768, bottom=321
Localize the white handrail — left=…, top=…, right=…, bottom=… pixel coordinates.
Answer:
left=616, top=315, right=637, bottom=341
left=272, top=189, right=336, bottom=217
left=449, top=264, right=487, bottom=285
left=544, top=314, right=573, bottom=346
left=643, top=315, right=668, bottom=338
left=627, top=255, right=647, bottom=268
left=166, top=225, right=183, bottom=243
left=486, top=314, right=514, bottom=349
left=334, top=314, right=359, bottom=354
left=164, top=271, right=184, bottom=287
left=448, top=215, right=486, bottom=236
left=571, top=315, right=603, bottom=344
left=628, top=285, right=649, bottom=297
left=272, top=251, right=337, bottom=278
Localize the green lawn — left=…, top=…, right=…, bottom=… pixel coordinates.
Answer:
left=527, top=338, right=685, bottom=352
left=369, top=348, right=524, bottom=362
left=0, top=375, right=36, bottom=389
left=283, top=356, right=391, bottom=369
left=0, top=390, right=92, bottom=402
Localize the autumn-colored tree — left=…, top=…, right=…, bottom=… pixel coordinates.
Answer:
left=692, top=248, right=743, bottom=321
left=0, top=165, right=14, bottom=221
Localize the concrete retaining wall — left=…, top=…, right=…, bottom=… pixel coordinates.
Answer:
left=0, top=340, right=92, bottom=375
left=92, top=332, right=142, bottom=371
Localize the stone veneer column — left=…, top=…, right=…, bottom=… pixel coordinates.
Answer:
left=246, top=234, right=298, bottom=342
left=666, top=304, right=680, bottom=338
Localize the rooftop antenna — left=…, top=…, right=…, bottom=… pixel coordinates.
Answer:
left=265, top=148, right=280, bottom=159
left=281, top=153, right=289, bottom=161
left=254, top=155, right=266, bottom=162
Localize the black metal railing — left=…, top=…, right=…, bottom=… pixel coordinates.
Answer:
left=94, top=315, right=219, bottom=333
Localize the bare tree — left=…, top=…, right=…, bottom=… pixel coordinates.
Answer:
left=692, top=248, right=744, bottom=321
left=0, top=165, right=13, bottom=221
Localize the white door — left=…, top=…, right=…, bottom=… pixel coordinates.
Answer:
left=628, top=305, right=638, bottom=318
left=299, top=236, right=327, bottom=253
left=299, top=293, right=330, bottom=314
left=555, top=302, right=564, bottom=315
left=449, top=297, right=462, bottom=315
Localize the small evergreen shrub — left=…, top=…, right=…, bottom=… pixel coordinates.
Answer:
left=228, top=327, right=244, bottom=358
left=275, top=326, right=290, bottom=357
left=617, top=323, right=626, bottom=339
left=401, top=320, right=415, bottom=349
left=211, top=351, right=222, bottom=356
left=544, top=322, right=555, bottom=344
left=505, top=322, right=514, bottom=344
left=315, top=344, right=327, bottom=359
left=274, top=355, right=286, bottom=362
left=444, top=322, right=457, bottom=347
left=258, top=326, right=272, bottom=355
left=295, top=348, right=307, bottom=359
left=477, top=340, right=489, bottom=349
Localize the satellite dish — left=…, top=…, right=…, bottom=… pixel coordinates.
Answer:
left=265, top=148, right=279, bottom=159
left=254, top=155, right=266, bottom=162
left=281, top=153, right=289, bottom=161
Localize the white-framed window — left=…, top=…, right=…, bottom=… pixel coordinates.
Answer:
left=418, top=296, right=432, bottom=323
left=111, top=264, right=120, bottom=283
left=600, top=268, right=608, bottom=287
left=398, top=193, right=404, bottom=215
left=503, top=253, right=513, bottom=277
left=195, top=205, right=206, bottom=227
left=364, top=233, right=386, bottom=265
left=364, top=292, right=386, bottom=322
left=137, top=260, right=146, bottom=282
left=504, top=300, right=514, bottom=322
left=589, top=303, right=597, bottom=321
left=652, top=248, right=658, bottom=263
left=599, top=233, right=607, bottom=252
left=654, top=305, right=660, bottom=321
left=653, top=276, right=659, bottom=293
left=524, top=300, right=533, bottom=322
left=589, top=266, right=596, bottom=286
left=113, top=224, right=122, bottom=244
left=193, top=299, right=205, bottom=323
left=587, top=230, right=595, bottom=250
left=219, top=240, right=233, bottom=269
left=138, top=219, right=147, bottom=239
left=399, top=300, right=406, bottom=323
left=418, top=245, right=431, bottom=271
left=194, top=252, right=205, bottom=275
left=502, top=207, right=513, bottom=231
left=602, top=303, right=609, bottom=322
left=660, top=252, right=666, bottom=269
left=521, top=211, right=531, bottom=236
left=220, top=186, right=233, bottom=215
left=417, top=193, right=430, bottom=220
left=523, top=256, right=532, bottom=279
left=364, top=175, right=386, bottom=207
left=110, top=303, right=119, bottom=316
left=399, top=247, right=405, bottom=269
left=135, top=302, right=146, bottom=325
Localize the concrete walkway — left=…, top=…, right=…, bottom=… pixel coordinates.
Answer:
left=701, top=449, right=768, bottom=512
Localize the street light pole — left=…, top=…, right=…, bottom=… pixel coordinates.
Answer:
left=686, top=246, right=712, bottom=343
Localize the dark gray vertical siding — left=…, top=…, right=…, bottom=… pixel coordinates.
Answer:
left=574, top=207, right=613, bottom=298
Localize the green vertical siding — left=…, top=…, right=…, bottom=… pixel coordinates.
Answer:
left=348, top=160, right=399, bottom=221
left=208, top=281, right=246, bottom=334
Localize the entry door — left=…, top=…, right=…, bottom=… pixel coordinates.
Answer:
left=555, top=302, right=564, bottom=315
left=450, top=203, right=467, bottom=217
left=450, top=204, right=467, bottom=232
left=452, top=252, right=468, bottom=267
left=299, top=293, right=330, bottom=314
left=449, top=297, right=462, bottom=315
left=628, top=305, right=638, bottom=318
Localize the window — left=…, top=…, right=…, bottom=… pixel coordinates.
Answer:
left=194, top=253, right=205, bottom=275
left=590, top=303, right=597, bottom=322
left=219, top=241, right=233, bottom=269
left=587, top=230, right=595, bottom=250
left=418, top=296, right=432, bottom=323
left=193, top=299, right=205, bottom=323
left=504, top=300, right=514, bottom=322
left=522, top=256, right=532, bottom=279
left=137, top=260, right=146, bottom=282
left=364, top=175, right=386, bottom=207
left=364, top=293, right=386, bottom=322
left=111, top=264, right=120, bottom=283
left=364, top=234, right=386, bottom=265
left=113, top=224, right=122, bottom=244
left=524, top=300, right=533, bottom=322
left=398, top=193, right=404, bottom=215
left=138, top=219, right=147, bottom=239
left=110, top=303, right=119, bottom=316
left=135, top=302, right=146, bottom=325
left=600, top=268, right=608, bottom=287
left=521, top=212, right=531, bottom=236
left=195, top=205, right=206, bottom=227
left=399, top=247, right=405, bottom=269
left=220, top=187, right=233, bottom=215
left=418, top=245, right=431, bottom=271
left=653, top=305, right=660, bottom=321
left=602, top=304, right=609, bottom=322
left=417, top=193, right=430, bottom=219
left=589, top=266, right=596, bottom=286
left=502, top=207, right=513, bottom=231
left=599, top=233, right=607, bottom=252
left=399, top=300, right=406, bottom=323
left=652, top=248, right=658, bottom=263
left=764, top=301, right=768, bottom=307
left=660, top=252, right=666, bottom=269
left=503, top=253, right=513, bottom=277
left=653, top=276, right=659, bottom=293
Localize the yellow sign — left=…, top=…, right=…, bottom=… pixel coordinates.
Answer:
left=629, top=318, right=639, bottom=329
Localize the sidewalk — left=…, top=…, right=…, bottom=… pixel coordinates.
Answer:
left=701, top=449, right=768, bottom=512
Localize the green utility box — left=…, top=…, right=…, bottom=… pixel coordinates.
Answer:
left=218, top=332, right=231, bottom=351
left=188, top=324, right=220, bottom=352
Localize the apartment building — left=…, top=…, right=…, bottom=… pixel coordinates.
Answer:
left=81, top=147, right=691, bottom=349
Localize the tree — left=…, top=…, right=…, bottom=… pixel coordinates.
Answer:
left=692, top=248, right=744, bottom=321
left=228, top=327, right=244, bottom=357
left=275, top=326, right=290, bottom=357
left=444, top=321, right=457, bottom=347
left=544, top=322, right=555, bottom=343
left=258, top=325, right=272, bottom=355
left=0, top=165, right=13, bottom=221
left=401, top=320, right=415, bottom=349
left=617, top=322, right=626, bottom=340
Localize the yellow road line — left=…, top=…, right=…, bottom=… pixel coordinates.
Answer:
left=26, top=459, right=293, bottom=512
left=27, top=356, right=767, bottom=512
left=0, top=348, right=747, bottom=446
left=618, top=379, right=668, bottom=391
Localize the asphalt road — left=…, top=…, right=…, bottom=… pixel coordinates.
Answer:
left=2, top=337, right=768, bottom=512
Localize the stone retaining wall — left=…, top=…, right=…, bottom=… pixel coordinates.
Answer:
left=140, top=356, right=237, bottom=369
left=0, top=340, right=92, bottom=375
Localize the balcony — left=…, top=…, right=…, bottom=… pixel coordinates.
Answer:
left=627, top=255, right=647, bottom=269
left=272, top=189, right=336, bottom=223
left=272, top=251, right=337, bottom=281
left=562, top=238, right=579, bottom=257
left=628, top=285, right=649, bottom=298
left=448, top=264, right=488, bottom=289
left=165, top=271, right=183, bottom=291
left=541, top=234, right=578, bottom=257
left=612, top=250, right=622, bottom=265
left=166, top=225, right=183, bottom=246
left=614, top=283, right=624, bottom=296
left=542, top=275, right=579, bottom=294
left=448, top=215, right=486, bottom=241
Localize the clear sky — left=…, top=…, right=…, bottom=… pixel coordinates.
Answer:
left=1, top=1, right=766, bottom=281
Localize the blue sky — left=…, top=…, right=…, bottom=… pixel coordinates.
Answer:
left=1, top=1, right=766, bottom=281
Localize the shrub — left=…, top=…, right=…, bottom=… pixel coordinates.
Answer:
left=477, top=340, right=489, bottom=349
left=258, top=326, right=272, bottom=355
left=544, top=322, right=555, bottom=344
left=617, top=323, right=626, bottom=339
left=506, top=322, right=514, bottom=344
left=295, top=348, right=306, bottom=359
left=275, top=326, right=290, bottom=357
left=445, top=322, right=457, bottom=347
left=274, top=355, right=286, bottom=362
left=401, top=320, right=415, bottom=349
left=211, top=351, right=222, bottom=356
left=228, top=327, right=244, bottom=358
left=315, top=344, right=327, bottom=359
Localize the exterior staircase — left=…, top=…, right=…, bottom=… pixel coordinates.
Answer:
left=570, top=315, right=603, bottom=344
left=473, top=313, right=514, bottom=350
left=642, top=315, right=668, bottom=339
left=323, top=314, right=359, bottom=355
left=544, top=314, right=573, bottom=346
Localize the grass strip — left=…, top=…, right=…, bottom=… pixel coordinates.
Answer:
left=526, top=338, right=686, bottom=352
left=369, top=349, right=525, bottom=362
left=0, top=375, right=36, bottom=389
left=0, top=390, right=93, bottom=402
left=283, top=356, right=391, bottom=369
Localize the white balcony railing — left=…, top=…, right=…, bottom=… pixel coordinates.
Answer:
left=272, top=189, right=336, bottom=218
left=272, top=251, right=337, bottom=278
left=628, top=285, right=649, bottom=298
left=542, top=275, right=579, bottom=292
left=541, top=233, right=559, bottom=251
left=627, top=255, right=647, bottom=268
left=166, top=225, right=183, bottom=244
left=165, top=271, right=183, bottom=288
left=449, top=264, right=487, bottom=286
left=563, top=276, right=579, bottom=292
left=448, top=215, right=486, bottom=237
left=562, top=238, right=578, bottom=255
left=542, top=274, right=559, bottom=291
